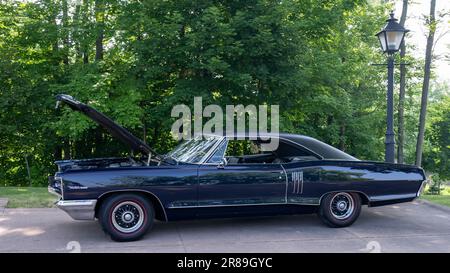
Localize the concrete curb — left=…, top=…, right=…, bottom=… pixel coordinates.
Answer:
left=416, top=199, right=450, bottom=213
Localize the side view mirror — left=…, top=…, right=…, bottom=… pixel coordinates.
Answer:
left=217, top=157, right=228, bottom=169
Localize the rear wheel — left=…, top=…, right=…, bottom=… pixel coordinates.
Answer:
left=99, top=193, right=154, bottom=242
left=318, top=192, right=361, bottom=228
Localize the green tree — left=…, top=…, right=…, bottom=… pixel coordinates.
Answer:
left=0, top=0, right=446, bottom=186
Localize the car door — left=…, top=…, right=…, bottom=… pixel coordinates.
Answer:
left=283, top=161, right=322, bottom=205
left=260, top=138, right=322, bottom=206
left=197, top=139, right=287, bottom=214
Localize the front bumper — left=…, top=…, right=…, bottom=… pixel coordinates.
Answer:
left=56, top=200, right=97, bottom=220
left=48, top=186, right=61, bottom=198
left=48, top=176, right=63, bottom=197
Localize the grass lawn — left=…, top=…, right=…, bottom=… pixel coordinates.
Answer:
left=421, top=195, right=450, bottom=207
left=421, top=185, right=450, bottom=208
left=0, top=187, right=58, bottom=208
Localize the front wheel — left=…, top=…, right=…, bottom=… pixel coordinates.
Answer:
left=99, top=193, right=154, bottom=242
left=318, top=192, right=361, bottom=228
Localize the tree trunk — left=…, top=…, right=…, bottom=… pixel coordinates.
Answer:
left=62, top=0, right=69, bottom=65
left=82, top=0, right=89, bottom=64
left=51, top=1, right=59, bottom=64
left=74, top=3, right=82, bottom=62
left=63, top=138, right=71, bottom=160
left=95, top=0, right=104, bottom=61
left=143, top=122, right=147, bottom=144
left=415, top=0, right=436, bottom=166
left=397, top=0, right=408, bottom=164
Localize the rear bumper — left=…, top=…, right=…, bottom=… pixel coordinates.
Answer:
left=417, top=180, right=428, bottom=197
left=56, top=200, right=97, bottom=220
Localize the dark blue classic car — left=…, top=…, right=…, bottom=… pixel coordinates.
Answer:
left=49, top=95, right=427, bottom=241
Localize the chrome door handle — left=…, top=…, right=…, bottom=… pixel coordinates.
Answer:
left=270, top=171, right=284, bottom=179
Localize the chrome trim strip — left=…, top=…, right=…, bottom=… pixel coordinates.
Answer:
left=280, top=164, right=288, bottom=203
left=288, top=197, right=320, bottom=205
left=292, top=172, right=296, bottom=193
left=97, top=189, right=168, bottom=222
left=167, top=202, right=319, bottom=209
left=369, top=193, right=417, bottom=202
left=56, top=200, right=97, bottom=220
left=299, top=171, right=304, bottom=194
left=288, top=202, right=318, bottom=206
left=290, top=171, right=303, bottom=194
left=309, top=191, right=415, bottom=206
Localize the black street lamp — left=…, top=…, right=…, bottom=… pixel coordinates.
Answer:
left=375, top=12, right=409, bottom=163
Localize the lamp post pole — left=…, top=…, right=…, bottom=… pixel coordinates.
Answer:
left=375, top=12, right=408, bottom=163
left=385, top=55, right=395, bottom=163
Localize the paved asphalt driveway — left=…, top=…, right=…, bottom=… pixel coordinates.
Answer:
left=1, top=201, right=450, bottom=253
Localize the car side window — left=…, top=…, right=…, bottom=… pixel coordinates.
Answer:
left=223, top=139, right=320, bottom=164
left=275, top=141, right=320, bottom=163
left=224, top=139, right=277, bottom=164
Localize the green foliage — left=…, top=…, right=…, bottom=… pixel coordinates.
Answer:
left=425, top=173, right=442, bottom=194
left=0, top=0, right=447, bottom=186
left=422, top=84, right=450, bottom=180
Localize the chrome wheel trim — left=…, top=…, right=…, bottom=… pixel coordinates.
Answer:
left=330, top=192, right=354, bottom=220
left=111, top=201, right=145, bottom=233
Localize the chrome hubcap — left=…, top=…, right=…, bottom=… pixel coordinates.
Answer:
left=122, top=212, right=134, bottom=223
left=337, top=201, right=347, bottom=211
left=111, top=201, right=145, bottom=233
left=330, top=193, right=354, bottom=220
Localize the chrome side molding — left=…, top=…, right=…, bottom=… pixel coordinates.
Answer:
left=292, top=171, right=303, bottom=194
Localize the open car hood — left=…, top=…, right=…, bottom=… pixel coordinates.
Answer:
left=56, top=94, right=160, bottom=158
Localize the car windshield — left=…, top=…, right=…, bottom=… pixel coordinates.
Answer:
left=165, top=136, right=222, bottom=163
